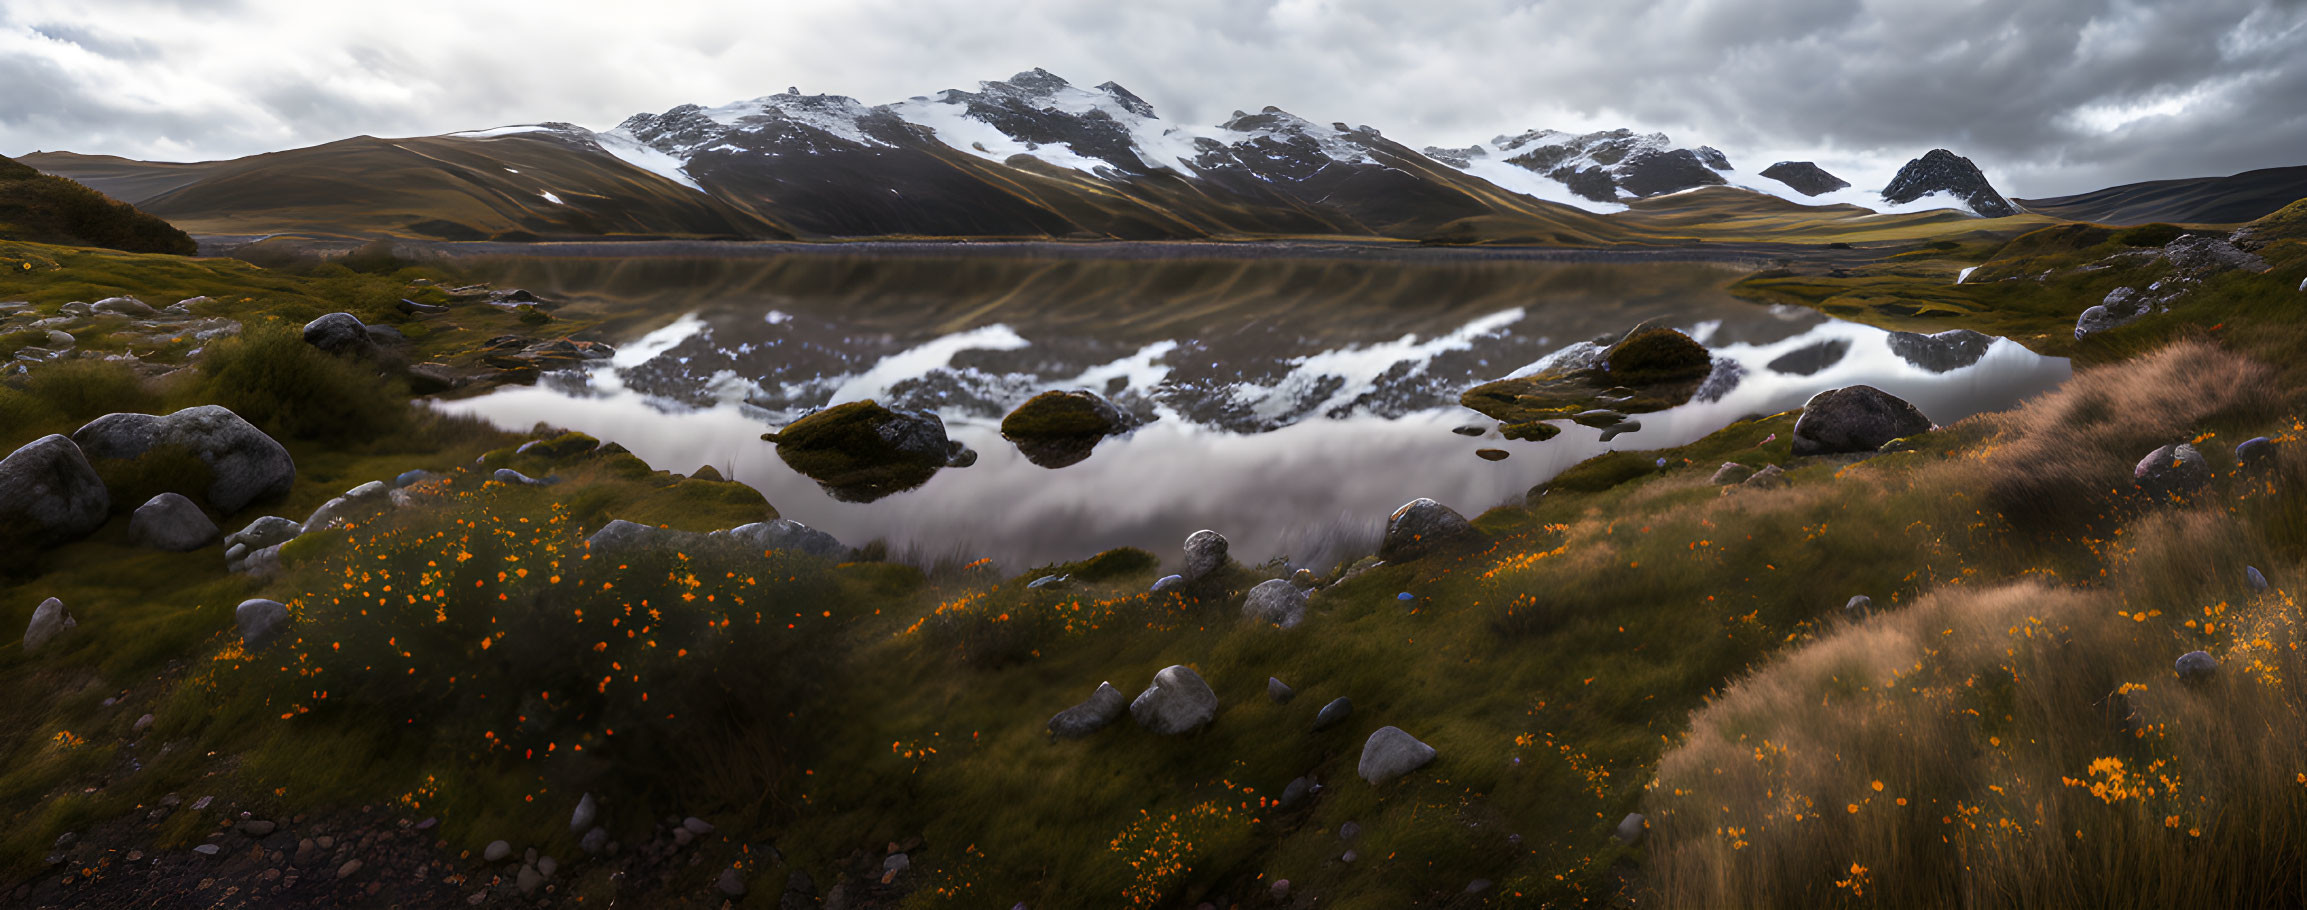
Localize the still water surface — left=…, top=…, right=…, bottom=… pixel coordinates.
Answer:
left=436, top=253, right=2068, bottom=570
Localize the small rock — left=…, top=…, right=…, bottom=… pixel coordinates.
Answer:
left=1710, top=462, right=1755, bottom=485
left=1844, top=595, right=1872, bottom=619
left=1341, top=849, right=1359, bottom=863
left=1270, top=879, right=1290, bottom=899
left=717, top=866, right=747, bottom=896
left=130, top=492, right=220, bottom=551
left=535, top=856, right=555, bottom=878
left=2176, top=650, right=2217, bottom=683
left=1358, top=726, right=1438, bottom=784
left=1048, top=682, right=1129, bottom=740
left=2236, top=436, right=2276, bottom=470
left=134, top=713, right=154, bottom=733
left=1466, top=879, right=1494, bottom=894
left=884, top=853, right=909, bottom=876
left=1338, top=821, right=1361, bottom=841
left=304, top=313, right=380, bottom=358
left=236, top=599, right=291, bottom=649
left=1182, top=529, right=1228, bottom=581
left=24, top=597, right=76, bottom=653
left=2247, top=566, right=2270, bottom=592
left=391, top=469, right=439, bottom=489
left=93, top=296, right=158, bottom=317
left=1378, top=498, right=1484, bottom=562
left=1313, top=696, right=1353, bottom=731
left=1242, top=578, right=1310, bottom=628
left=571, top=793, right=599, bottom=834
left=337, top=859, right=362, bottom=879
left=517, top=865, right=542, bottom=895
left=1150, top=574, right=1184, bottom=593
left=2134, top=443, right=2210, bottom=498
left=492, top=468, right=555, bottom=486
left=579, top=826, right=607, bottom=855
left=674, top=827, right=695, bottom=846
left=1452, top=425, right=1486, bottom=437
left=1129, top=665, right=1219, bottom=735
left=483, top=840, right=511, bottom=863
left=1475, top=448, right=1509, bottom=461
left=193, top=844, right=221, bottom=856
left=1267, top=677, right=1295, bottom=704
left=1279, top=776, right=1317, bottom=809
left=682, top=817, right=714, bottom=835
left=1740, top=464, right=1790, bottom=489
left=225, top=515, right=302, bottom=553
left=1615, top=813, right=1647, bottom=844
left=240, top=819, right=277, bottom=836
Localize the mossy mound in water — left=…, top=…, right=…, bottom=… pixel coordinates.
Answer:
left=763, top=400, right=971, bottom=501
left=1603, top=324, right=1712, bottom=382
left=1460, top=323, right=1713, bottom=426
left=1000, top=389, right=1131, bottom=469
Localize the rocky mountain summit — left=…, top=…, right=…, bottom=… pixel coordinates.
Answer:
left=1882, top=149, right=2019, bottom=217
left=1758, top=160, right=1851, bottom=196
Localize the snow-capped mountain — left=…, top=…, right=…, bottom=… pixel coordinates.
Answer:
left=25, top=68, right=2030, bottom=242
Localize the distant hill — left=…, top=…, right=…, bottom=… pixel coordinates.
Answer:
left=0, top=154, right=196, bottom=254
left=2016, top=165, right=2307, bottom=226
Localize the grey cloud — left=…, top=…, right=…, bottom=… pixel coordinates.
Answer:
left=2, top=0, right=2302, bottom=196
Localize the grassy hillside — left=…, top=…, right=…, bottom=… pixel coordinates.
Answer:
left=2017, top=165, right=2307, bottom=226
left=0, top=156, right=195, bottom=255
left=3, top=225, right=2307, bottom=907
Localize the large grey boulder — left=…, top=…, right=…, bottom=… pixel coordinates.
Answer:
left=1129, top=665, right=1219, bottom=735
left=2134, top=443, right=2210, bottom=499
left=1181, top=530, right=1228, bottom=581
left=73, top=406, right=295, bottom=514
left=1790, top=386, right=1931, bottom=456
left=587, top=519, right=687, bottom=553
left=0, top=434, right=110, bottom=548
left=236, top=599, right=290, bottom=649
left=2075, top=287, right=2149, bottom=340
left=24, top=597, right=75, bottom=653
left=716, top=520, right=847, bottom=560
left=1378, top=498, right=1483, bottom=562
left=1047, top=682, right=1129, bottom=740
left=1242, top=579, right=1309, bottom=628
left=130, top=492, right=219, bottom=551
left=1358, top=726, right=1438, bottom=784
left=2162, top=234, right=2268, bottom=279
left=303, top=481, right=393, bottom=533
left=303, top=313, right=380, bottom=358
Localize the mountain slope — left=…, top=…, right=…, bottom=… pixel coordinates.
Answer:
left=2015, top=165, right=2307, bottom=226
left=32, top=131, right=792, bottom=242
left=0, top=154, right=196, bottom=254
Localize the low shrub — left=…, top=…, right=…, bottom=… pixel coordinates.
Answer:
left=195, top=321, right=410, bottom=444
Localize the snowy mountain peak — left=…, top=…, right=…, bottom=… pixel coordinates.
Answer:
left=613, top=91, right=893, bottom=163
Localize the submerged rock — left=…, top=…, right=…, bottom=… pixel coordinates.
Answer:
left=763, top=400, right=973, bottom=502
left=1049, top=682, right=1129, bottom=740
left=1001, top=389, right=1134, bottom=468
left=1461, top=323, right=1712, bottom=424
left=1378, top=498, right=1484, bottom=562
left=1358, top=726, right=1437, bottom=784
left=73, top=406, right=294, bottom=514
left=131, top=492, right=218, bottom=551
left=0, top=434, right=110, bottom=549
left=1130, top=665, right=1218, bottom=735
left=1242, top=579, right=1310, bottom=628
left=1791, top=386, right=1931, bottom=456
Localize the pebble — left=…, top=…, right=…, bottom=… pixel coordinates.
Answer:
left=239, top=819, right=276, bottom=836
left=2247, top=566, right=2270, bottom=592
left=336, top=859, right=363, bottom=879
left=1339, top=820, right=1361, bottom=841
left=1342, top=849, right=1359, bottom=863
left=717, top=866, right=747, bottom=896
left=1270, top=879, right=1291, bottom=899
left=193, top=844, right=220, bottom=856
left=2176, top=650, right=2218, bottom=683
left=483, top=840, right=511, bottom=863
left=1267, top=677, right=1295, bottom=704
left=133, top=714, right=154, bottom=733
left=1313, top=696, right=1354, bottom=731
left=682, top=817, right=714, bottom=835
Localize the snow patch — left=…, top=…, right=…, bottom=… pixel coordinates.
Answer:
left=589, top=130, right=705, bottom=193
left=825, top=324, right=1032, bottom=404
left=447, top=124, right=554, bottom=139
left=698, top=93, right=890, bottom=148
left=1957, top=266, right=1979, bottom=284
left=1235, top=308, right=1526, bottom=421
left=539, top=191, right=564, bottom=205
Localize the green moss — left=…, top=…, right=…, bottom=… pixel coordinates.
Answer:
left=1602, top=323, right=1711, bottom=383
left=765, top=400, right=947, bottom=497
left=2114, top=223, right=2185, bottom=247
left=1000, top=390, right=1119, bottom=439
left=1500, top=420, right=1562, bottom=442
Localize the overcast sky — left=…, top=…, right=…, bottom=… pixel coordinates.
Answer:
left=3, top=0, right=2302, bottom=197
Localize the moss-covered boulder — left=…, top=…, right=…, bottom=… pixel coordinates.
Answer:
left=763, top=400, right=974, bottom=502
left=1460, top=323, right=1713, bottom=427
left=1000, top=389, right=1133, bottom=469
